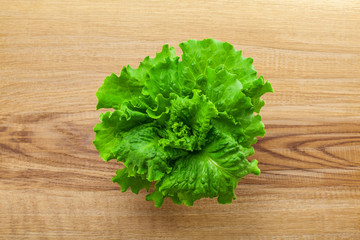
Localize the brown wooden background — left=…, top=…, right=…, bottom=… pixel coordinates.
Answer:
left=1, top=0, right=360, bottom=239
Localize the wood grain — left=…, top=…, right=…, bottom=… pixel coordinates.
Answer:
left=1, top=0, right=360, bottom=239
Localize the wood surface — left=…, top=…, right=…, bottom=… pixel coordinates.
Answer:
left=1, top=0, right=360, bottom=239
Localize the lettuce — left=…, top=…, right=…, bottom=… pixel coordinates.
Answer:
left=93, top=39, right=273, bottom=207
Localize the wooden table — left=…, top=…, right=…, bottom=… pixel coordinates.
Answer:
left=1, top=0, right=359, bottom=239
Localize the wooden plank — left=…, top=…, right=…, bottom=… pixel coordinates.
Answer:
left=1, top=0, right=359, bottom=239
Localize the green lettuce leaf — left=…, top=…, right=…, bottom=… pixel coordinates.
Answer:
left=93, top=106, right=151, bottom=161
left=112, top=167, right=152, bottom=194
left=148, top=128, right=260, bottom=206
left=179, top=39, right=257, bottom=91
left=113, top=123, right=174, bottom=182
left=94, top=38, right=273, bottom=207
left=96, top=45, right=178, bottom=110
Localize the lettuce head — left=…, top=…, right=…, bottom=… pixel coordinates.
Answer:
left=93, top=39, right=273, bottom=207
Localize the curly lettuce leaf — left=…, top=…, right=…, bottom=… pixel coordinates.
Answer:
left=93, top=106, right=151, bottom=161
left=113, top=123, right=173, bottom=182
left=112, top=167, right=152, bottom=194
left=96, top=45, right=178, bottom=110
left=243, top=76, right=273, bottom=113
left=179, top=39, right=257, bottom=90
left=147, top=128, right=260, bottom=206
